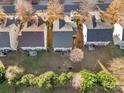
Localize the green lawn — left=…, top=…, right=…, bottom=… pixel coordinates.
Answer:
left=1, top=51, right=45, bottom=73
left=0, top=81, right=13, bottom=93
left=1, top=50, right=72, bottom=74
left=20, top=51, right=47, bottom=74
left=0, top=82, right=112, bottom=93
left=0, top=81, right=78, bottom=93
left=17, top=87, right=78, bottom=93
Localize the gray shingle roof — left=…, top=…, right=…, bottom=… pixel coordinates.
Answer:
left=27, top=20, right=34, bottom=27
left=34, top=4, right=80, bottom=13
left=59, top=19, right=66, bottom=29
left=53, top=31, right=75, bottom=48
left=5, top=18, right=15, bottom=27
left=3, top=5, right=46, bottom=14
left=33, top=5, right=47, bottom=11
left=3, top=5, right=15, bottom=13
left=64, top=4, right=79, bottom=12
left=19, top=32, right=44, bottom=47
left=2, top=4, right=80, bottom=13
left=0, top=32, right=10, bottom=48
left=96, top=3, right=110, bottom=11
left=2, top=3, right=110, bottom=14
left=37, top=16, right=44, bottom=26
left=2, top=5, right=47, bottom=14
left=87, top=29, right=113, bottom=42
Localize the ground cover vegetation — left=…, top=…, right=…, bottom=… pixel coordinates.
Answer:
left=0, top=61, right=117, bottom=93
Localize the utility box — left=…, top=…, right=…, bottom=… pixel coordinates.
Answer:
left=119, top=41, right=124, bottom=49
left=29, top=50, right=37, bottom=56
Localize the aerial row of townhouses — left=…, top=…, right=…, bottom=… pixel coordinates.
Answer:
left=0, top=1, right=123, bottom=55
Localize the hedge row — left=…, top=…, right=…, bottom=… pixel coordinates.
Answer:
left=0, top=63, right=117, bottom=92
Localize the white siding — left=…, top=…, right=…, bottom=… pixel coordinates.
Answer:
left=113, top=23, right=123, bottom=45
left=9, top=25, right=18, bottom=50
left=44, top=25, right=47, bottom=49
left=83, top=24, right=87, bottom=45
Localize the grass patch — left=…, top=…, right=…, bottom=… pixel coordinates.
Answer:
left=17, top=86, right=77, bottom=93
left=21, top=51, right=46, bottom=73
left=0, top=81, right=13, bottom=93
left=0, top=50, right=48, bottom=74
left=0, top=81, right=77, bottom=93
left=106, top=43, right=124, bottom=57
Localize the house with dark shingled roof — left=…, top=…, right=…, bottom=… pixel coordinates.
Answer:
left=2, top=16, right=47, bottom=51
left=2, top=4, right=79, bottom=14
left=53, top=31, right=76, bottom=51
left=82, top=15, right=114, bottom=46
left=51, top=19, right=76, bottom=51
left=86, top=29, right=113, bottom=46
left=18, top=17, right=46, bottom=50
left=18, top=31, right=46, bottom=50
left=96, top=3, right=110, bottom=11
left=0, top=24, right=18, bottom=51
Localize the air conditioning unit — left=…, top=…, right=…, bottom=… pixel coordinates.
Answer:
left=119, top=41, right=124, bottom=49
left=28, top=50, right=37, bottom=56
left=88, top=44, right=96, bottom=51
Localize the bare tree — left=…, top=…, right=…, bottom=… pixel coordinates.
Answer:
left=15, top=0, right=33, bottom=23
left=46, top=0, right=64, bottom=51
left=79, top=0, right=96, bottom=15
left=101, top=0, right=124, bottom=25
left=15, top=0, right=35, bottom=67
left=0, top=6, right=8, bottom=23
left=108, top=58, right=124, bottom=91
left=47, top=0, right=64, bottom=20
left=74, top=0, right=96, bottom=49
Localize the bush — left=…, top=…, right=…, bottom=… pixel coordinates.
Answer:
left=67, top=72, right=74, bottom=79
left=58, top=72, right=73, bottom=85
left=79, top=69, right=97, bottom=92
left=31, top=76, right=39, bottom=86
left=17, top=74, right=35, bottom=86
left=69, top=48, right=84, bottom=63
left=5, top=65, right=24, bottom=85
left=0, top=61, right=5, bottom=83
left=72, top=73, right=83, bottom=89
left=37, top=71, right=58, bottom=89
left=97, top=71, right=117, bottom=91
left=58, top=73, right=68, bottom=85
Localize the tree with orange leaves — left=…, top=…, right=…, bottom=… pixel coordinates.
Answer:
left=15, top=0, right=35, bottom=32
left=101, top=0, right=124, bottom=25
left=0, top=6, right=9, bottom=24
left=46, top=0, right=64, bottom=51
left=74, top=0, right=96, bottom=49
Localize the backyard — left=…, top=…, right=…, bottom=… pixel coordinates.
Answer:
left=0, top=44, right=124, bottom=93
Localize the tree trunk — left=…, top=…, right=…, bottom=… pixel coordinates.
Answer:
left=75, top=20, right=84, bottom=49
left=16, top=22, right=24, bottom=64
left=72, top=35, right=77, bottom=49
left=46, top=21, right=53, bottom=52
